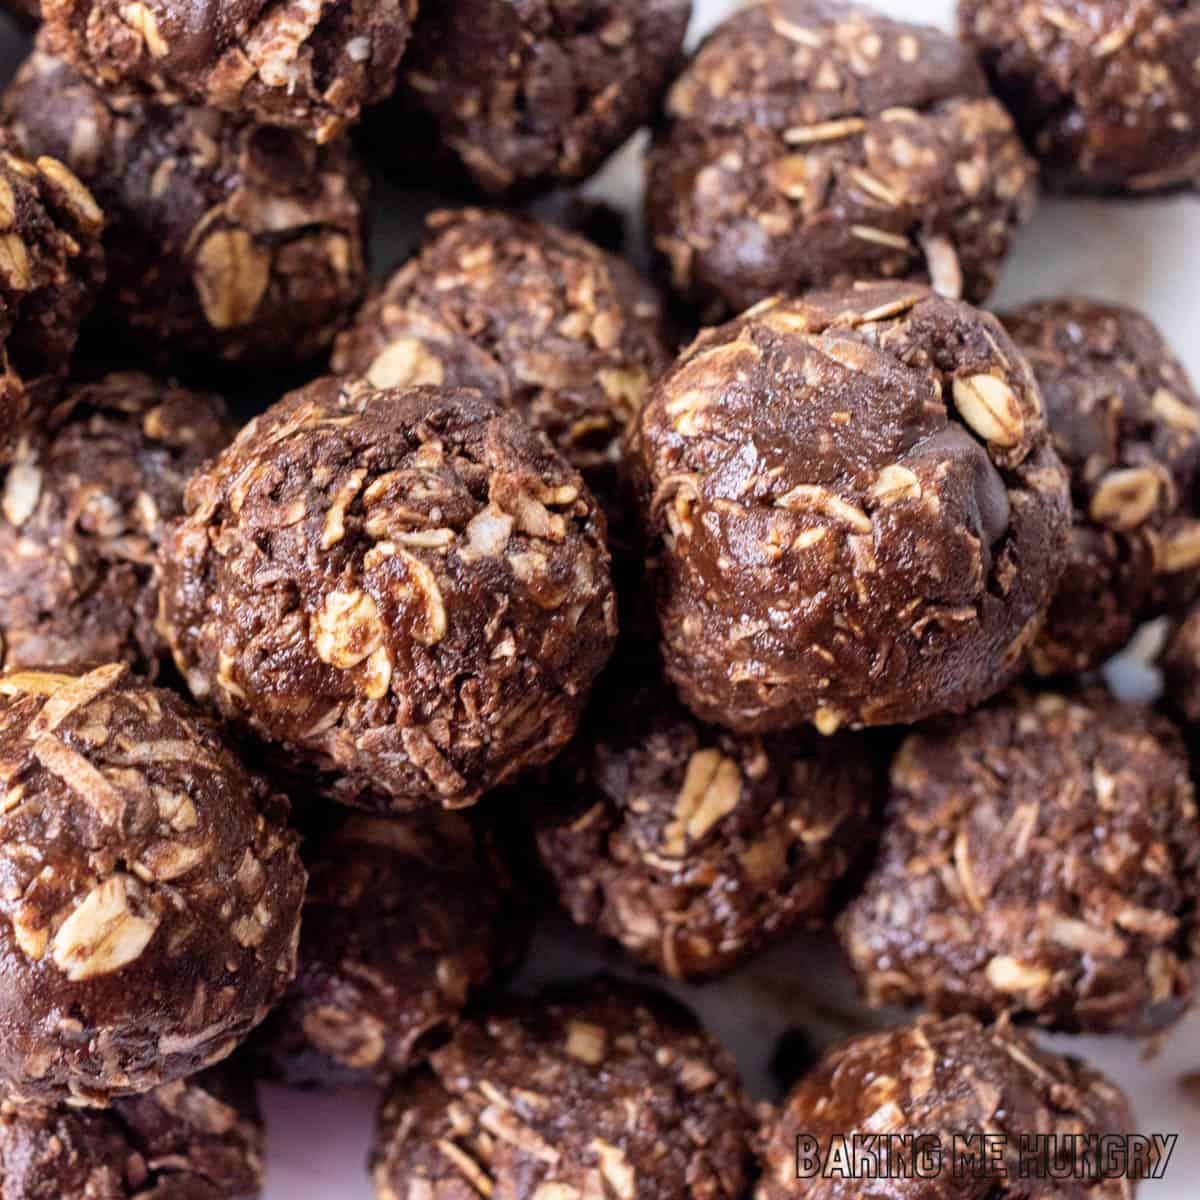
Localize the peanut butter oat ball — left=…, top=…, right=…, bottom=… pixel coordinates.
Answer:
left=628, top=283, right=1071, bottom=735
left=0, top=371, right=232, bottom=677
left=0, top=663, right=306, bottom=1106
left=0, top=1061, right=263, bottom=1199
left=536, top=655, right=875, bottom=980
left=40, top=0, right=417, bottom=144
left=0, top=141, right=104, bottom=462
left=1001, top=299, right=1200, bottom=676
left=4, top=46, right=369, bottom=366
left=757, top=1015, right=1134, bottom=1200
left=372, top=977, right=754, bottom=1200
left=646, top=0, right=1037, bottom=324
left=962, top=0, right=1200, bottom=193
left=160, top=378, right=617, bottom=812
left=839, top=690, right=1200, bottom=1035
left=253, top=810, right=522, bottom=1087
left=395, top=0, right=692, bottom=198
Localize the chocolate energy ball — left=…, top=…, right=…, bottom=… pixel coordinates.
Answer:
left=962, top=0, right=1200, bottom=194
left=397, top=0, right=692, bottom=197
left=839, top=689, right=1200, bottom=1035
left=536, top=655, right=876, bottom=980
left=1001, top=299, right=1200, bottom=675
left=757, top=1014, right=1135, bottom=1200
left=253, top=810, right=521, bottom=1087
left=0, top=141, right=104, bottom=461
left=160, top=378, right=617, bottom=812
left=646, top=0, right=1037, bottom=324
left=628, top=283, right=1071, bottom=735
left=4, top=46, right=369, bottom=366
left=372, top=978, right=754, bottom=1200
left=40, top=0, right=418, bottom=143
left=333, top=208, right=673, bottom=510
left=0, top=663, right=306, bottom=1105
left=0, top=371, right=232, bottom=677
left=0, top=1061, right=263, bottom=1199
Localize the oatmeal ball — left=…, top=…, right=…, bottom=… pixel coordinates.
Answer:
left=160, top=378, right=617, bottom=812
left=1001, top=299, right=1200, bottom=675
left=4, top=46, right=369, bottom=366
left=253, top=810, right=522, bottom=1087
left=628, top=283, right=1071, bottom=734
left=40, top=0, right=418, bottom=143
left=0, top=141, right=104, bottom=461
left=0, top=371, right=232, bottom=677
left=839, top=690, right=1200, bottom=1035
left=646, top=0, right=1037, bottom=324
left=372, top=977, right=754, bottom=1200
left=757, top=1014, right=1135, bottom=1200
left=536, top=654, right=876, bottom=979
left=397, top=0, right=692, bottom=197
left=962, top=0, right=1200, bottom=194
left=333, top=208, right=673, bottom=501
left=0, top=663, right=306, bottom=1106
left=0, top=1061, right=263, bottom=1199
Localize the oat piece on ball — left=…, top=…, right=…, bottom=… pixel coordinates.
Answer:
left=1000, top=298, right=1200, bottom=675
left=0, top=663, right=305, bottom=1106
left=962, top=0, right=1200, bottom=194
left=0, top=1060, right=264, bottom=1199
left=40, top=0, right=418, bottom=143
left=372, top=977, right=754, bottom=1200
left=646, top=0, right=1037, bottom=323
left=160, top=378, right=617, bottom=812
left=536, top=653, right=875, bottom=979
left=0, top=371, right=232, bottom=676
left=627, top=283, right=1070, bottom=734
left=4, top=46, right=369, bottom=366
left=839, top=689, right=1200, bottom=1035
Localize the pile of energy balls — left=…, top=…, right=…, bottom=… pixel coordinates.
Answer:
left=0, top=0, right=1197, bottom=1196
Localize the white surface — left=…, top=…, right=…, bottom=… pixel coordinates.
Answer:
left=4, top=0, right=1198, bottom=1196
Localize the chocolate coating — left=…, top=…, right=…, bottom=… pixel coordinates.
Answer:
left=0, top=1061, right=263, bottom=1199
left=757, top=1015, right=1135, bottom=1200
left=252, top=810, right=521, bottom=1087
left=962, top=0, right=1200, bottom=193
left=1000, top=299, right=1200, bottom=675
left=4, top=46, right=369, bottom=366
left=646, top=0, right=1037, bottom=323
left=0, top=663, right=305, bottom=1105
left=840, top=689, right=1200, bottom=1034
left=372, top=978, right=754, bottom=1200
left=160, top=378, right=617, bottom=811
left=0, top=371, right=232, bottom=677
left=627, top=283, right=1071, bottom=734
left=40, top=0, right=418, bottom=143
left=397, top=0, right=691, bottom=197
left=536, top=653, right=875, bottom=979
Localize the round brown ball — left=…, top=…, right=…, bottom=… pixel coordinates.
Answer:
left=40, top=0, right=417, bottom=143
left=961, top=0, right=1200, bottom=193
left=646, top=0, right=1037, bottom=323
left=4, top=46, right=369, bottom=366
left=536, top=652, right=875, bottom=979
left=372, top=977, right=754, bottom=1200
left=0, top=662, right=306, bottom=1105
left=757, top=1014, right=1134, bottom=1200
left=0, top=371, right=232, bottom=676
left=1001, top=298, right=1200, bottom=675
left=252, top=809, right=522, bottom=1087
left=160, top=378, right=617, bottom=812
left=839, top=689, right=1200, bottom=1035
left=397, top=0, right=692, bottom=197
left=627, top=283, right=1071, bottom=734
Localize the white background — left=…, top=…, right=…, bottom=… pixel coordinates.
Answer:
left=4, top=1, right=1198, bottom=1196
